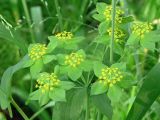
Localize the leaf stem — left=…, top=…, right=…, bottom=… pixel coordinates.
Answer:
left=21, top=0, right=35, bottom=43
left=11, top=98, right=29, bottom=120
left=110, top=0, right=116, bottom=64
left=85, top=89, right=89, bottom=120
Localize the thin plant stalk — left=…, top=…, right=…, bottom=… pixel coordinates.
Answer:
left=54, top=0, right=63, bottom=31
left=11, top=98, right=29, bottom=120
left=110, top=0, right=116, bottom=64
left=21, top=0, right=35, bottom=43
left=85, top=89, right=89, bottom=120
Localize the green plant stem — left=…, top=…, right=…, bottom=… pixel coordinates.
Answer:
left=54, top=0, right=63, bottom=31
left=110, top=0, right=116, bottom=64
left=11, top=98, right=29, bottom=120
left=127, top=86, right=136, bottom=113
left=21, top=0, right=35, bottom=43
left=30, top=104, right=48, bottom=120
left=85, top=89, right=89, bottom=120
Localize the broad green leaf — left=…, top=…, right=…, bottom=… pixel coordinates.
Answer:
left=95, top=34, right=110, bottom=44
left=96, top=2, right=107, bottom=14
left=140, top=31, right=160, bottom=51
left=77, top=49, right=86, bottom=58
left=59, top=66, right=69, bottom=74
left=42, top=55, right=57, bottom=64
left=93, top=61, right=106, bottom=77
left=121, top=16, right=134, bottom=24
left=49, top=88, right=66, bottom=102
left=68, top=67, right=82, bottom=81
left=23, top=58, right=34, bottom=68
left=91, top=93, right=113, bottom=120
left=60, top=81, right=75, bottom=90
left=126, top=34, right=138, bottom=46
left=0, top=87, right=10, bottom=109
left=98, top=21, right=109, bottom=35
left=81, top=60, right=93, bottom=72
left=39, top=92, right=49, bottom=106
left=57, top=54, right=65, bottom=65
left=92, top=13, right=105, bottom=22
left=1, top=55, right=29, bottom=96
left=47, top=36, right=58, bottom=53
left=111, top=62, right=126, bottom=71
left=53, top=88, right=87, bottom=120
left=30, top=59, right=43, bottom=78
left=127, top=63, right=160, bottom=120
left=91, top=81, right=108, bottom=95
left=29, top=90, right=40, bottom=100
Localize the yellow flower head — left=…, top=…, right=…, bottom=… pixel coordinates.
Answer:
left=29, top=44, right=47, bottom=61
left=65, top=53, right=84, bottom=67
left=132, top=22, right=153, bottom=39
left=36, top=73, right=60, bottom=93
left=55, top=31, right=73, bottom=40
left=107, top=27, right=125, bottom=43
left=98, top=67, right=123, bottom=87
left=103, top=6, right=124, bottom=24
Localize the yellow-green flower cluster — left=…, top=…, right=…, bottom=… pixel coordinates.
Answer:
left=29, top=44, right=47, bottom=61
left=65, top=53, right=84, bottom=67
left=99, top=67, right=123, bottom=87
left=36, top=73, right=60, bottom=93
left=55, top=31, right=73, bottom=40
left=107, top=27, right=125, bottom=43
left=132, top=22, right=153, bottom=39
left=103, top=6, right=124, bottom=24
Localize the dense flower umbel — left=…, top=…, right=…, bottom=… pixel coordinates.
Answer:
left=99, top=67, right=123, bottom=87
left=29, top=44, right=47, bottom=61
left=103, top=6, right=124, bottom=24
left=132, top=22, right=153, bottom=39
left=55, top=31, right=73, bottom=40
left=107, top=28, right=125, bottom=43
left=65, top=53, right=84, bottom=67
left=36, top=73, right=60, bottom=93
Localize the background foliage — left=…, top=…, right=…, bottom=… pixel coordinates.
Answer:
left=0, top=0, right=160, bottom=120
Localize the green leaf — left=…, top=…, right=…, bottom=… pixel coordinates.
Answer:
left=77, top=49, right=86, bottom=57
left=30, top=59, right=43, bottom=78
left=98, top=21, right=109, bottom=35
left=60, top=81, right=75, bottom=90
left=95, top=34, right=110, bottom=44
left=68, top=67, right=82, bottom=81
left=81, top=60, right=93, bottom=72
left=53, top=88, right=87, bottom=120
left=1, top=55, right=29, bottom=96
left=111, top=62, right=126, bottom=71
left=59, top=66, right=69, bottom=74
left=49, top=88, right=66, bottom=102
left=126, top=34, right=138, bottom=46
left=127, top=63, right=160, bottom=120
left=42, top=55, right=57, bottom=64
left=39, top=92, right=49, bottom=106
left=140, top=31, right=160, bottom=51
left=57, top=54, right=65, bottom=65
left=91, top=82, right=108, bottom=95
left=29, top=90, right=40, bottom=100
left=93, top=61, right=106, bottom=77
left=23, top=59, right=34, bottom=68
left=47, top=36, right=58, bottom=53
left=91, top=93, right=113, bottom=119
left=121, top=16, right=134, bottom=24
left=96, top=2, right=107, bottom=14
left=92, top=13, right=105, bottom=22
left=0, top=87, right=10, bottom=109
